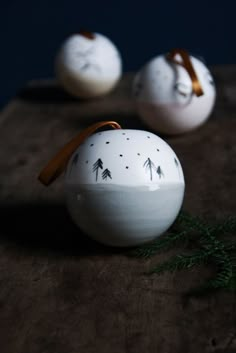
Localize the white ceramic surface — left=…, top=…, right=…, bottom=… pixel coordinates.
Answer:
left=56, top=32, right=122, bottom=98
left=65, top=129, right=185, bottom=246
left=133, top=54, right=216, bottom=135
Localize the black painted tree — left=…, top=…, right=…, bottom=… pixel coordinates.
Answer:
left=174, top=158, right=181, bottom=178
left=69, top=153, right=78, bottom=176
left=93, top=158, right=103, bottom=181
left=102, top=168, right=112, bottom=181
left=134, top=82, right=143, bottom=98
left=157, top=166, right=164, bottom=179
left=143, top=158, right=156, bottom=181
left=79, top=47, right=101, bottom=72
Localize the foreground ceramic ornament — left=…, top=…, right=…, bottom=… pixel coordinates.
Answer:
left=56, top=31, right=122, bottom=98
left=65, top=128, right=185, bottom=247
left=133, top=49, right=216, bottom=135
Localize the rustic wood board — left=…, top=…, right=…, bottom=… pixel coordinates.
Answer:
left=0, top=68, right=236, bottom=353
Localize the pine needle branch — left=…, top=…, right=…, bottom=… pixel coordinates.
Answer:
left=149, top=250, right=211, bottom=275
left=129, top=210, right=236, bottom=294
left=130, top=230, right=189, bottom=258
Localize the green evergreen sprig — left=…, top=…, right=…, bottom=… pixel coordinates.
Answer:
left=130, top=211, right=236, bottom=294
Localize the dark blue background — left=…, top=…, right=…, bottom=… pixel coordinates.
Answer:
left=0, top=0, right=234, bottom=107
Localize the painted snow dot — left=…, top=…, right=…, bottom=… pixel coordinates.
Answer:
left=90, top=144, right=94, bottom=147
left=66, top=130, right=184, bottom=187
left=65, top=128, right=185, bottom=247
left=122, top=133, right=126, bottom=135
left=126, top=138, right=130, bottom=140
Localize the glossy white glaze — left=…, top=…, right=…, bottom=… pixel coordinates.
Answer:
left=65, top=129, right=185, bottom=246
left=133, top=54, right=216, bottom=135
left=56, top=32, right=122, bottom=98
left=66, top=184, right=184, bottom=246
left=65, top=130, right=184, bottom=187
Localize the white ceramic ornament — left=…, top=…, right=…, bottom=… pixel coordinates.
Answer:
left=62, top=123, right=185, bottom=247
left=133, top=49, right=216, bottom=135
left=55, top=31, right=122, bottom=98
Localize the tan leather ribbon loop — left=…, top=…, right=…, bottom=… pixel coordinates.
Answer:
left=166, top=48, right=204, bottom=97
left=38, top=121, right=122, bottom=186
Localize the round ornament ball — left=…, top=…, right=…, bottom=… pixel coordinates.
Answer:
left=55, top=31, right=122, bottom=98
left=133, top=49, right=216, bottom=135
left=65, top=126, right=185, bottom=247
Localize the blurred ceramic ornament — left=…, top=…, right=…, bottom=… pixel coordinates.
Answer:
left=133, top=49, right=216, bottom=135
left=38, top=122, right=185, bottom=247
left=55, top=31, right=122, bottom=98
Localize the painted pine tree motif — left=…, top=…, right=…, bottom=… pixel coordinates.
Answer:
left=80, top=61, right=101, bottom=72
left=78, top=47, right=101, bottom=72
left=69, top=153, right=78, bottom=176
left=157, top=166, right=164, bottom=179
left=174, top=157, right=181, bottom=178
left=78, top=47, right=93, bottom=70
left=93, top=158, right=103, bottom=181
left=143, top=158, right=156, bottom=181
left=102, top=168, right=112, bottom=181
left=134, top=82, right=143, bottom=98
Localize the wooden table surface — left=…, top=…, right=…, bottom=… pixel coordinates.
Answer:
left=0, top=67, right=236, bottom=353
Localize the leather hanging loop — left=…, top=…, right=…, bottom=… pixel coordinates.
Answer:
left=166, top=48, right=204, bottom=97
left=38, top=121, right=122, bottom=186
